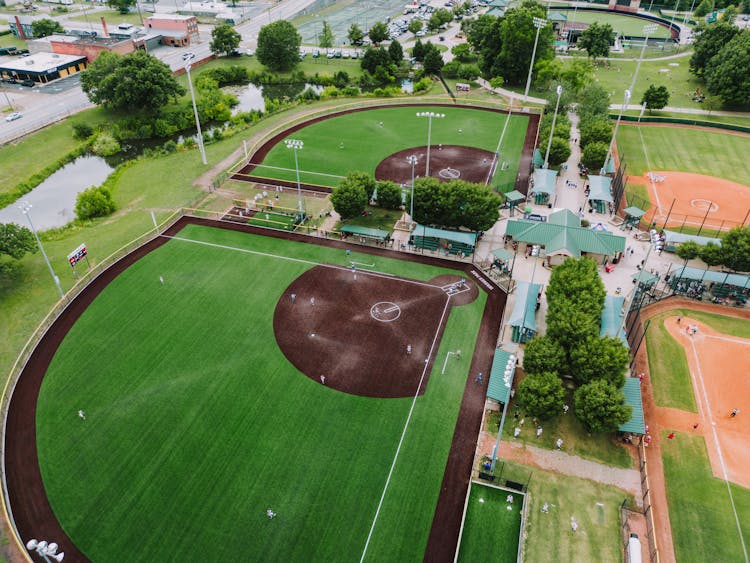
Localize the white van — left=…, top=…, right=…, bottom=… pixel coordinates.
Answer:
left=627, top=533, right=642, bottom=563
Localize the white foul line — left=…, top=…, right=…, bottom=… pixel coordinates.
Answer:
left=688, top=338, right=749, bottom=562
left=637, top=127, right=663, bottom=214
left=359, top=296, right=452, bottom=562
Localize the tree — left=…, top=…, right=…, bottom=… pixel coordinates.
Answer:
left=408, top=19, right=423, bottom=35
left=676, top=240, right=701, bottom=262
left=559, top=58, right=595, bottom=94
left=257, top=21, right=302, bottom=71
left=496, top=2, right=554, bottom=85
left=331, top=175, right=368, bottom=219
left=570, top=336, right=629, bottom=387
left=719, top=226, right=750, bottom=272
left=517, top=372, right=565, bottom=420
left=546, top=257, right=606, bottom=317
left=581, top=141, right=610, bottom=170
left=388, top=39, right=404, bottom=64
left=0, top=223, right=35, bottom=275
left=369, top=21, right=389, bottom=44
left=574, top=380, right=632, bottom=433
left=641, top=85, right=670, bottom=111
left=579, top=118, right=612, bottom=148
left=75, top=185, right=116, bottom=220
left=577, top=22, right=615, bottom=60
left=451, top=43, right=474, bottom=63
left=375, top=180, right=403, bottom=209
left=412, top=39, right=426, bottom=62
left=107, top=0, right=135, bottom=15
left=345, top=171, right=376, bottom=200
left=577, top=83, right=611, bottom=124
left=210, top=24, right=241, bottom=56
left=319, top=20, right=335, bottom=49
left=428, top=8, right=453, bottom=31
left=693, top=0, right=715, bottom=17
left=441, top=60, right=461, bottom=78
left=705, top=31, right=750, bottom=107
left=31, top=18, right=64, bottom=38
left=361, top=46, right=393, bottom=76
left=348, top=23, right=365, bottom=46
left=423, top=44, right=445, bottom=75
left=723, top=4, right=738, bottom=23
left=690, top=22, right=739, bottom=77
left=700, top=241, right=724, bottom=266
left=523, top=336, right=566, bottom=376
left=409, top=178, right=502, bottom=231
left=546, top=305, right=600, bottom=358
left=546, top=137, right=571, bottom=167
left=81, top=51, right=185, bottom=112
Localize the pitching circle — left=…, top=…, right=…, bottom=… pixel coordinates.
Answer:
left=370, top=301, right=402, bottom=322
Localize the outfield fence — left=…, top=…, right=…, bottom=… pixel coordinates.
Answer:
left=638, top=442, right=661, bottom=563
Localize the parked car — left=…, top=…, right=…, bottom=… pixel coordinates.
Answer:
left=5, top=112, right=22, bottom=122
left=312, top=49, right=320, bottom=58
left=20, top=79, right=35, bottom=87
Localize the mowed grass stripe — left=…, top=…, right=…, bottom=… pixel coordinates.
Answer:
left=36, top=225, right=484, bottom=561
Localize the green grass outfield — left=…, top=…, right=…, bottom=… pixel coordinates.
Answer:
left=248, top=210, right=298, bottom=230
left=457, top=483, right=523, bottom=563
left=616, top=125, right=750, bottom=187
left=662, top=431, right=750, bottom=562
left=250, top=106, right=528, bottom=192
left=35, top=224, right=487, bottom=561
left=565, top=11, right=672, bottom=39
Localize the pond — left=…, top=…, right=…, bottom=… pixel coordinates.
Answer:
left=230, top=83, right=325, bottom=114
left=0, top=155, right=114, bottom=231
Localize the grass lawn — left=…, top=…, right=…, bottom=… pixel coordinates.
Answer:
left=503, top=460, right=628, bottom=562
left=221, top=179, right=332, bottom=219
left=67, top=9, right=147, bottom=26
left=36, top=224, right=487, bottom=561
left=252, top=106, right=529, bottom=190
left=336, top=206, right=403, bottom=231
left=616, top=124, right=750, bottom=186
left=457, top=483, right=523, bottom=563
left=566, top=11, right=673, bottom=39
left=247, top=210, right=297, bottom=230
left=0, top=35, right=27, bottom=50
left=661, top=431, right=750, bottom=562
left=496, top=395, right=634, bottom=469
left=621, top=109, right=750, bottom=129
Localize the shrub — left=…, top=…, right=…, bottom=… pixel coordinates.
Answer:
left=91, top=133, right=121, bottom=156
left=441, top=61, right=460, bottom=78
left=581, top=141, right=609, bottom=170
left=517, top=372, right=566, bottom=420
left=75, top=185, right=116, bottom=220
left=72, top=123, right=94, bottom=140
left=375, top=180, right=403, bottom=209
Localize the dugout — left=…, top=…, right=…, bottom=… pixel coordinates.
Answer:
left=507, top=281, right=541, bottom=343
left=619, top=377, right=645, bottom=436
left=623, top=206, right=646, bottom=230
left=600, top=295, right=629, bottom=348
left=486, top=348, right=517, bottom=410
left=410, top=224, right=477, bottom=256
left=531, top=168, right=558, bottom=206
left=532, top=148, right=544, bottom=169
left=504, top=190, right=526, bottom=217
left=670, top=266, right=750, bottom=302
left=662, top=230, right=721, bottom=253
left=490, top=248, right=514, bottom=275
left=587, top=175, right=613, bottom=214
left=339, top=225, right=391, bottom=245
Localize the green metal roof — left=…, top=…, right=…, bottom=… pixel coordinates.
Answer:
left=619, top=377, right=645, bottom=434
left=339, top=225, right=391, bottom=239
left=487, top=348, right=517, bottom=404
left=600, top=295, right=628, bottom=347
left=588, top=175, right=613, bottom=203
left=505, top=220, right=626, bottom=257
left=671, top=266, right=750, bottom=288
left=532, top=168, right=558, bottom=196
left=532, top=148, right=543, bottom=167
left=548, top=11, right=568, bottom=20
left=548, top=208, right=579, bottom=227
left=491, top=248, right=514, bottom=262
left=664, top=230, right=721, bottom=246
left=505, top=190, right=526, bottom=203
left=413, top=224, right=478, bottom=246
left=604, top=158, right=616, bottom=175
left=623, top=206, right=646, bottom=218
left=632, top=271, right=658, bottom=286
left=507, top=281, right=540, bottom=331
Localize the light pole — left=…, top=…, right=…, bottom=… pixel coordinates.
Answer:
left=26, top=539, right=65, bottom=562
left=407, top=154, right=418, bottom=235
left=543, top=84, right=563, bottom=169
left=20, top=203, right=63, bottom=300
left=183, top=53, right=207, bottom=166
left=1, top=89, right=13, bottom=111
left=524, top=17, right=547, bottom=102
left=416, top=111, right=445, bottom=178
left=285, top=139, right=305, bottom=219
left=602, top=89, right=630, bottom=175
left=489, top=352, right=518, bottom=473
left=629, top=24, right=658, bottom=95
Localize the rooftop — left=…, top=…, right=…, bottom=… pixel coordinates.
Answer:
left=0, top=52, right=86, bottom=73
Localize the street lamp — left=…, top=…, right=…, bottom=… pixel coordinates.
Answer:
left=26, top=539, right=65, bottom=562
left=602, top=89, right=631, bottom=175
left=19, top=203, right=64, bottom=300
left=543, top=85, right=563, bottom=169
left=629, top=24, right=658, bottom=95
left=416, top=111, right=445, bottom=178
left=183, top=52, right=207, bottom=166
left=407, top=155, right=418, bottom=236
left=524, top=17, right=548, bottom=102
left=285, top=139, right=305, bottom=219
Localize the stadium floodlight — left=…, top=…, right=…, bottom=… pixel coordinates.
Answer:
left=183, top=53, right=207, bottom=166
left=416, top=111, right=445, bottom=178
left=523, top=17, right=548, bottom=102
left=601, top=89, right=631, bottom=176
left=542, top=85, right=563, bottom=170
left=26, top=538, right=65, bottom=562
left=285, top=139, right=305, bottom=219
left=19, top=202, right=63, bottom=299
left=629, top=24, right=658, bottom=95
left=407, top=155, right=418, bottom=237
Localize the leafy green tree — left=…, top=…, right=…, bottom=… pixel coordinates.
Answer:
left=361, top=46, right=393, bottom=75
left=546, top=302, right=600, bottom=359
left=75, top=185, right=116, bottom=220
left=546, top=137, right=571, bottom=167
left=375, top=180, right=403, bottom=209
left=577, top=83, right=611, bottom=123
left=345, top=171, right=376, bottom=200
left=676, top=240, right=701, bottom=261
left=412, top=38, right=426, bottom=61
left=700, top=241, right=724, bottom=266
left=579, top=119, right=612, bottom=148
left=210, top=24, right=241, bottom=56
left=546, top=257, right=606, bottom=316
left=441, top=60, right=460, bottom=78
left=690, top=22, right=739, bottom=77
left=31, top=18, right=64, bottom=38
left=331, top=176, right=368, bottom=219
left=257, top=21, right=302, bottom=71
left=742, top=0, right=750, bottom=13
left=517, top=372, right=565, bottom=420
left=81, top=51, right=185, bottom=112
left=559, top=58, right=595, bottom=94
left=72, top=123, right=94, bottom=140
left=451, top=43, right=474, bottom=62
left=368, top=21, right=389, bottom=44
left=457, top=63, right=481, bottom=80
left=641, top=85, right=670, bottom=111
left=0, top=222, right=35, bottom=275
left=388, top=39, right=404, bottom=64
left=723, top=4, right=738, bottom=22
left=570, top=336, right=629, bottom=387
left=581, top=141, right=609, bottom=170
left=705, top=30, right=750, bottom=107
left=423, top=44, right=445, bottom=75
left=409, top=178, right=502, bottom=231
left=497, top=2, right=554, bottom=85
left=522, top=336, right=566, bottom=376
left=719, top=227, right=750, bottom=271
left=693, top=0, right=715, bottom=16
left=348, top=23, right=364, bottom=46
left=574, top=380, right=632, bottom=433
left=319, top=20, right=335, bottom=48
left=577, top=22, right=615, bottom=60
left=428, top=8, right=453, bottom=31
left=408, top=19, right=423, bottom=35
left=533, top=59, right=562, bottom=90
left=107, top=0, right=135, bottom=15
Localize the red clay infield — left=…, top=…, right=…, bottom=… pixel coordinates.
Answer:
left=4, top=217, right=505, bottom=563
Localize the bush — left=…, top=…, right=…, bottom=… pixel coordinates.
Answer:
left=581, top=141, right=609, bottom=170
left=546, top=137, right=571, bottom=167
left=75, top=185, right=116, bottom=220
left=72, top=123, right=94, bottom=140
left=457, top=63, right=480, bottom=81
left=442, top=61, right=460, bottom=78
left=517, top=372, right=566, bottom=420
left=413, top=77, right=432, bottom=93
left=91, top=133, right=121, bottom=156
left=523, top=336, right=566, bottom=376
left=574, top=380, right=632, bottom=433
left=162, top=140, right=177, bottom=153
left=375, top=180, right=403, bottom=209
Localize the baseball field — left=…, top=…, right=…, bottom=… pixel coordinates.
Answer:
left=7, top=221, right=503, bottom=561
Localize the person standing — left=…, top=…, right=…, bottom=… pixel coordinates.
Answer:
left=406, top=344, right=412, bottom=355
left=320, top=375, right=326, bottom=385
left=78, top=409, right=86, bottom=420
left=159, top=276, right=164, bottom=285
left=677, top=315, right=682, bottom=325
left=731, top=408, right=740, bottom=418
left=475, top=372, right=483, bottom=384
left=290, top=293, right=296, bottom=304
left=310, top=297, right=315, bottom=306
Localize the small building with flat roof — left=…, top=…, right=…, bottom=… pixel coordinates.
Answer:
left=0, top=52, right=87, bottom=84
